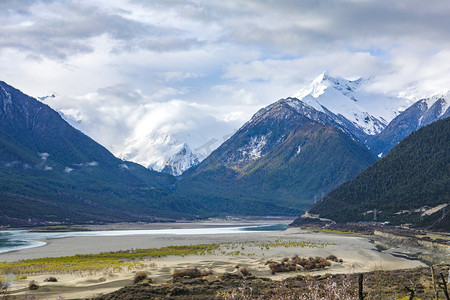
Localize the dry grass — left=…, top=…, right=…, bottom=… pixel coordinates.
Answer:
left=172, top=268, right=212, bottom=279
left=267, top=255, right=341, bottom=274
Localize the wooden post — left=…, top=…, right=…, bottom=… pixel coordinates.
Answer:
left=405, top=286, right=415, bottom=300
left=359, top=273, right=364, bottom=300
left=440, top=273, right=450, bottom=300
left=431, top=266, right=439, bottom=300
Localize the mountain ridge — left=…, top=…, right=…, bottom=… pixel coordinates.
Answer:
left=0, top=81, right=205, bottom=226
left=177, top=94, right=377, bottom=215
left=305, top=117, right=450, bottom=230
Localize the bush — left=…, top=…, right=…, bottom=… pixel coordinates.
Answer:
left=268, top=255, right=339, bottom=274
left=134, top=271, right=148, bottom=284
left=173, top=268, right=212, bottom=279
left=28, top=280, right=39, bottom=290
left=239, top=267, right=252, bottom=276
left=326, top=255, right=338, bottom=262
left=0, top=277, right=10, bottom=294
left=44, top=276, right=58, bottom=282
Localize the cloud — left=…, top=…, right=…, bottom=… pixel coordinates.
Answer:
left=0, top=0, right=449, bottom=160
left=0, top=0, right=203, bottom=60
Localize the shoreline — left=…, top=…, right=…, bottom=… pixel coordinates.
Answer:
left=0, top=217, right=297, bottom=231
left=1, top=226, right=430, bottom=299
left=0, top=220, right=292, bottom=258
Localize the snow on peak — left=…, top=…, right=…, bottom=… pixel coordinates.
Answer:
left=119, top=132, right=202, bottom=176
left=423, top=89, right=450, bottom=117
left=159, top=142, right=201, bottom=176
left=293, top=73, right=410, bottom=135
left=294, top=72, right=365, bottom=101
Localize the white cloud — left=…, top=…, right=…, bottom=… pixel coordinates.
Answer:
left=0, top=0, right=449, bottom=159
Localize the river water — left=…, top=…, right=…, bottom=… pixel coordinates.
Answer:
left=0, top=223, right=289, bottom=254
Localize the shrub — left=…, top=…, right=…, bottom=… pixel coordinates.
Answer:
left=173, top=268, right=212, bottom=279
left=269, top=255, right=338, bottom=274
left=326, top=254, right=338, bottom=262
left=28, top=280, right=39, bottom=290
left=239, top=267, right=252, bottom=276
left=44, top=276, right=58, bottom=282
left=134, top=271, right=148, bottom=284
left=173, top=268, right=201, bottom=279
left=0, top=277, right=10, bottom=294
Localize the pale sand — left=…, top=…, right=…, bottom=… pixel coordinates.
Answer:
left=3, top=226, right=426, bottom=300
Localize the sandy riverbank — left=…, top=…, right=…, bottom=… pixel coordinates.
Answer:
left=2, top=226, right=426, bottom=300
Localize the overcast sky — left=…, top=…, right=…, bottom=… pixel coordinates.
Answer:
left=1, top=0, right=450, bottom=154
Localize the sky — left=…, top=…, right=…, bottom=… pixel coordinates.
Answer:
left=1, top=0, right=450, bottom=156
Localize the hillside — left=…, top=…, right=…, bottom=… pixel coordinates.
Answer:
left=307, top=117, right=450, bottom=229
left=177, top=98, right=377, bottom=216
left=0, top=81, right=204, bottom=226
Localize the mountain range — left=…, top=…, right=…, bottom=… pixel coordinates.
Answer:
left=0, top=73, right=448, bottom=226
left=173, top=73, right=448, bottom=216
left=120, top=73, right=449, bottom=176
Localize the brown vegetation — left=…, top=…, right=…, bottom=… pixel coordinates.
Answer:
left=172, top=268, right=213, bottom=280
left=94, top=265, right=450, bottom=300
left=133, top=271, right=148, bottom=284
left=44, top=276, right=58, bottom=282
left=28, top=280, right=39, bottom=290
left=266, top=255, right=341, bottom=274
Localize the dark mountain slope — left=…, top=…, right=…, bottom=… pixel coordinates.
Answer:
left=0, top=81, right=204, bottom=226
left=368, top=94, right=449, bottom=157
left=308, top=117, right=450, bottom=229
left=177, top=98, right=376, bottom=215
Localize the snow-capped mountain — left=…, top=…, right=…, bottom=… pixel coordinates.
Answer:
left=293, top=72, right=412, bottom=139
left=178, top=87, right=377, bottom=215
left=368, top=90, right=450, bottom=157
left=118, top=73, right=420, bottom=175
left=119, top=133, right=203, bottom=176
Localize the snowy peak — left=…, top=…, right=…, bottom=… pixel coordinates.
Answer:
left=157, top=143, right=201, bottom=176
left=294, top=72, right=365, bottom=103
left=293, top=73, right=409, bottom=136
left=119, top=133, right=202, bottom=176
left=424, top=90, right=450, bottom=115
left=416, top=91, right=450, bottom=127
left=366, top=89, right=450, bottom=157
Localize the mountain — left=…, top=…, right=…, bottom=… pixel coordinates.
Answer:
left=0, top=81, right=205, bottom=226
left=119, top=133, right=202, bottom=176
left=368, top=91, right=450, bottom=157
left=119, top=73, right=411, bottom=176
left=293, top=72, right=411, bottom=142
left=305, top=117, right=450, bottom=230
left=175, top=74, right=447, bottom=218
left=176, top=96, right=377, bottom=216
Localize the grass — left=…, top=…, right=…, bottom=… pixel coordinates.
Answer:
left=415, top=233, right=450, bottom=241
left=302, top=226, right=364, bottom=235
left=0, top=239, right=334, bottom=275
left=0, top=244, right=219, bottom=275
